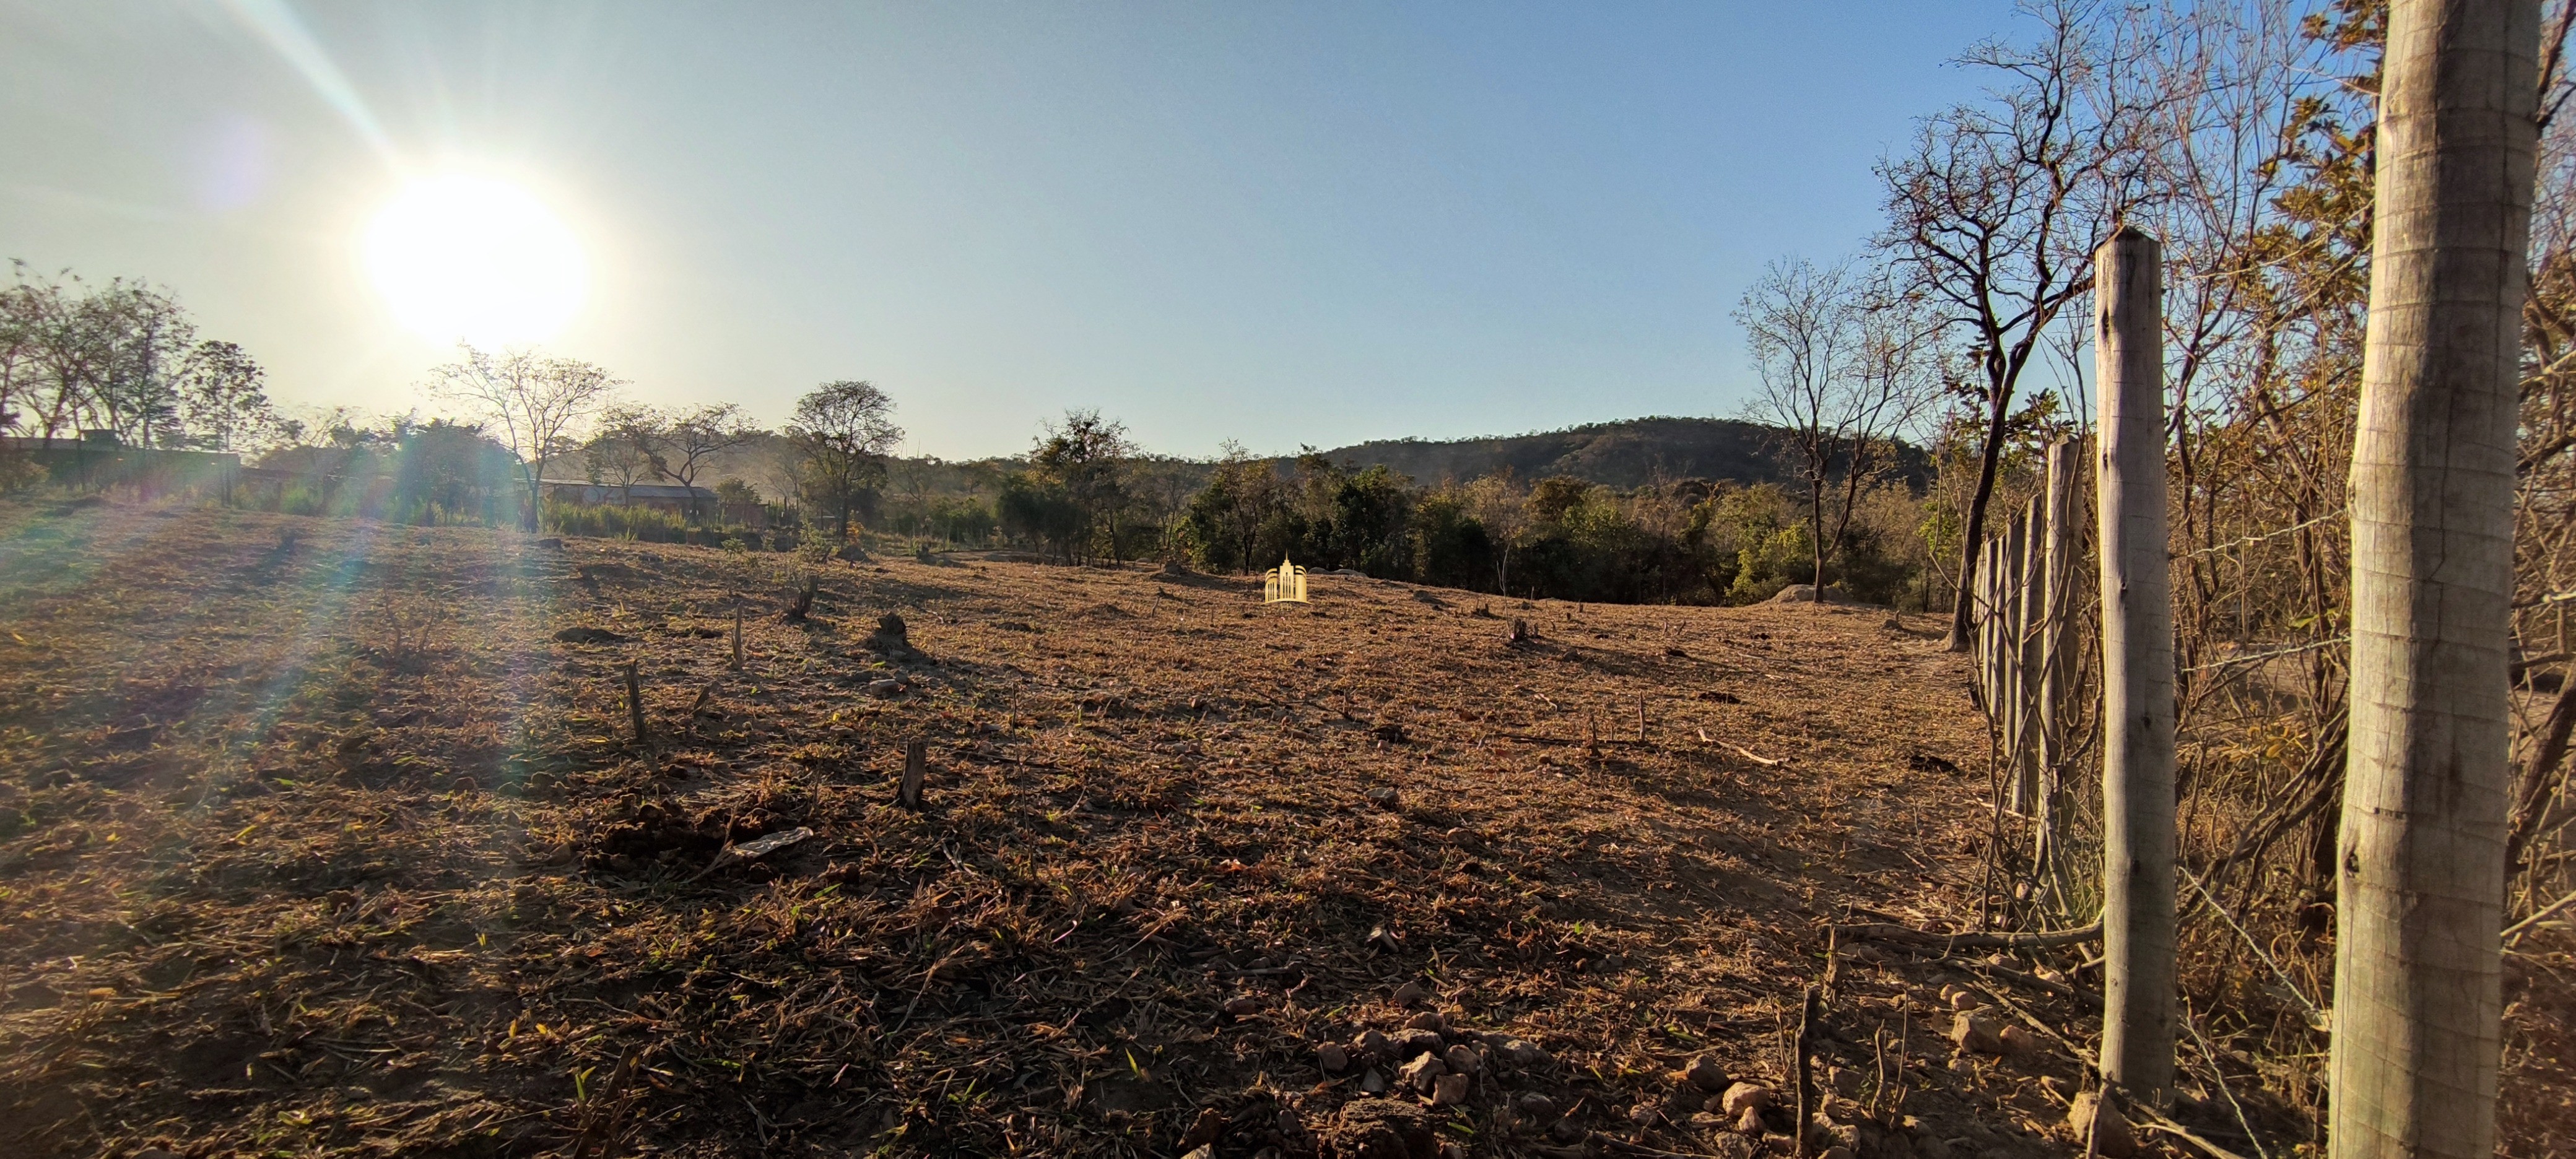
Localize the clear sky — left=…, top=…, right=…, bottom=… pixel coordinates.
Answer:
left=2, top=1, right=2016, bottom=459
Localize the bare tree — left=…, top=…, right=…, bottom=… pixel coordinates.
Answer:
left=1738, top=257, right=1937, bottom=593
left=786, top=380, right=903, bottom=541
left=429, top=344, right=623, bottom=531
left=1463, top=469, right=1530, bottom=594
left=661, top=402, right=757, bottom=521
left=2331, top=2, right=2540, bottom=1155
left=1877, top=0, right=2150, bottom=648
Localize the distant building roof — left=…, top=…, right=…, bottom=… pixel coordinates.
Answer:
left=538, top=480, right=719, bottom=500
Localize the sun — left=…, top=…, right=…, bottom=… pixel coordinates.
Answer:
left=363, top=175, right=588, bottom=346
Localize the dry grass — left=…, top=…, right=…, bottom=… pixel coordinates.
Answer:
left=0, top=498, right=2560, bottom=1158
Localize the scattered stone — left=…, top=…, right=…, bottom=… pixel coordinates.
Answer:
left=1354, top=1029, right=1390, bottom=1057
left=1317, top=1043, right=1349, bottom=1072
left=1628, top=1103, right=1663, bottom=1127
left=2066, top=1093, right=2138, bottom=1157
left=1949, top=1012, right=2007, bottom=1055
left=866, top=679, right=903, bottom=697
left=1359, top=1067, right=1390, bottom=1095
left=864, top=613, right=912, bottom=654
left=1735, top=1106, right=1767, bottom=1135
left=1396, top=1053, right=1447, bottom=1094
left=1995, top=1025, right=2038, bottom=1055
left=1516, top=1092, right=1556, bottom=1116
left=1443, top=1043, right=1481, bottom=1075
left=1494, top=1038, right=1551, bottom=1067
left=1222, top=995, right=1263, bottom=1017
left=1325, top=1098, right=1436, bottom=1159
left=1549, top=1117, right=1588, bottom=1144
left=1364, top=786, right=1401, bottom=808
left=1709, top=1135, right=1759, bottom=1159
left=1432, top=1072, right=1470, bottom=1106
left=1182, top=1106, right=1225, bottom=1148
left=1391, top=979, right=1429, bottom=1007
left=1947, top=988, right=1983, bottom=1011
left=1396, top=1029, right=1445, bottom=1059
left=1277, top=1108, right=1308, bottom=1143
left=1406, top=1010, right=1447, bottom=1034
left=1685, top=1055, right=1731, bottom=1092
left=699, top=827, right=816, bottom=877
left=1720, top=1082, right=1777, bottom=1116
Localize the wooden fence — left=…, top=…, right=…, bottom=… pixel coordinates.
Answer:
left=1969, top=437, right=2097, bottom=913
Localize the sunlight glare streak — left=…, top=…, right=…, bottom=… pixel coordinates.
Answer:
left=216, top=0, right=399, bottom=163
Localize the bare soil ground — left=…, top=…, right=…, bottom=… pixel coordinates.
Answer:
left=0, top=500, right=2561, bottom=1158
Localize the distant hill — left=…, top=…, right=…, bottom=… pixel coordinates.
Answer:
left=1302, top=416, right=1795, bottom=489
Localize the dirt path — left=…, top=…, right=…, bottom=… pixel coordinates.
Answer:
left=0, top=502, right=2125, bottom=1158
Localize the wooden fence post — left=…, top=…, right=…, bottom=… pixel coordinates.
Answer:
left=622, top=661, right=648, bottom=745
left=900, top=739, right=927, bottom=808
left=2331, top=1, right=2536, bottom=1152
left=2094, top=225, right=2177, bottom=1101
left=2012, top=499, right=2045, bottom=814
left=2034, top=438, right=2079, bottom=901
left=1977, top=537, right=2002, bottom=714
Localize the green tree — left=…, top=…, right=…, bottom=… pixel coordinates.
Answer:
left=785, top=380, right=903, bottom=541
left=176, top=339, right=274, bottom=453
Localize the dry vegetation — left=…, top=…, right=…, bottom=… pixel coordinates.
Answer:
left=0, top=499, right=2563, bottom=1158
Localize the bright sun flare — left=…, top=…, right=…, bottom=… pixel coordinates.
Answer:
left=364, top=175, right=587, bottom=346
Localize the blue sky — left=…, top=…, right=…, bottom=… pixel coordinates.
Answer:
left=1, top=2, right=2016, bottom=459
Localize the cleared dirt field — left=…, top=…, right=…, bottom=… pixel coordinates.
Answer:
left=0, top=498, right=2554, bottom=1158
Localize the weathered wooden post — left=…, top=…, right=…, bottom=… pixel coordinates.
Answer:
left=1977, top=538, right=2002, bottom=714
left=731, top=603, right=744, bottom=669
left=622, top=661, right=648, bottom=745
left=1791, top=984, right=1821, bottom=1159
left=2012, top=499, right=2045, bottom=814
left=2331, top=2, right=2537, bottom=1154
left=2033, top=439, right=2079, bottom=898
left=2094, top=225, right=2176, bottom=1101
left=899, top=739, right=927, bottom=808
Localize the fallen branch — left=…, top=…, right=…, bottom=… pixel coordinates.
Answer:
left=1694, top=727, right=1784, bottom=765
left=2134, top=1105, right=2258, bottom=1159
left=2505, top=886, right=2576, bottom=948
left=1834, top=921, right=2101, bottom=950
left=1947, top=954, right=2098, bottom=1004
